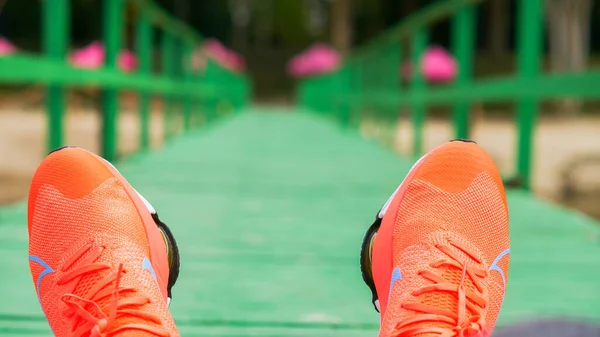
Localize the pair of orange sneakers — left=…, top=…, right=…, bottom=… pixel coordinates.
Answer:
left=28, top=139, right=509, bottom=337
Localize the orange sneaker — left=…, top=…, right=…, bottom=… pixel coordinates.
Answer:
left=28, top=146, right=180, bottom=337
left=360, top=139, right=510, bottom=337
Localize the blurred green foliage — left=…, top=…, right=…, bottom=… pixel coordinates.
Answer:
left=271, top=0, right=312, bottom=47
left=2, top=0, right=600, bottom=53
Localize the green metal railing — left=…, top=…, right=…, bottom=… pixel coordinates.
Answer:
left=298, top=0, right=600, bottom=191
left=0, top=0, right=251, bottom=162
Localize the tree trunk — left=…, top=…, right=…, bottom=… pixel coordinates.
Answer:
left=488, top=0, right=509, bottom=59
left=253, top=0, right=274, bottom=48
left=545, top=0, right=593, bottom=116
left=230, top=0, right=251, bottom=51
left=546, top=0, right=568, bottom=72
left=0, top=0, right=6, bottom=16
left=331, top=0, right=352, bottom=55
left=569, top=0, right=592, bottom=71
left=401, top=0, right=419, bottom=18
left=306, top=0, right=327, bottom=37
left=546, top=0, right=592, bottom=72
left=174, top=0, right=190, bottom=23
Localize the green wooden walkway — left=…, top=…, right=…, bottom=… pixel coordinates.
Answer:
left=1, top=108, right=600, bottom=336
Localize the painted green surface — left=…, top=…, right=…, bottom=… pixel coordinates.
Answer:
left=1, top=109, right=599, bottom=336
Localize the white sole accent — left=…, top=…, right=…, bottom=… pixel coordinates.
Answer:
left=135, top=189, right=157, bottom=215
left=99, top=157, right=157, bottom=215
left=378, top=153, right=428, bottom=219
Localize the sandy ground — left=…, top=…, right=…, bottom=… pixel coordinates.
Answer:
left=2, top=98, right=600, bottom=218
left=0, top=91, right=171, bottom=204
left=393, top=115, right=600, bottom=197
left=363, top=112, right=600, bottom=218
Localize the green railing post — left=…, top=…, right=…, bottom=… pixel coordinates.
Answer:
left=161, top=31, right=174, bottom=140
left=516, top=0, right=543, bottom=190
left=338, top=65, right=351, bottom=127
left=3, top=0, right=250, bottom=163
left=194, top=64, right=205, bottom=128
left=411, top=28, right=428, bottom=158
left=373, top=51, right=385, bottom=91
left=386, top=42, right=401, bottom=96
left=293, top=0, right=600, bottom=195
left=452, top=5, right=475, bottom=139
left=331, top=72, right=341, bottom=120
left=362, top=54, right=372, bottom=114
left=190, top=44, right=203, bottom=128
left=385, top=41, right=401, bottom=119
left=351, top=58, right=363, bottom=129
left=183, top=42, right=193, bottom=131
left=204, top=59, right=218, bottom=124
left=173, top=38, right=184, bottom=135
left=101, top=0, right=123, bottom=162
left=383, top=42, right=401, bottom=146
left=136, top=10, right=152, bottom=151
left=44, top=0, right=69, bottom=153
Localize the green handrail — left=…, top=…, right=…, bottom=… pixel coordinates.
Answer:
left=0, top=0, right=251, bottom=162
left=298, top=0, right=599, bottom=191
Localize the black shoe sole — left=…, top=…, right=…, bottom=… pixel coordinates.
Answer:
left=360, top=215, right=382, bottom=312
left=152, top=213, right=181, bottom=300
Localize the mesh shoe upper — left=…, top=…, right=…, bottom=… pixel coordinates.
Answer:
left=28, top=147, right=179, bottom=336
left=372, top=141, right=510, bottom=337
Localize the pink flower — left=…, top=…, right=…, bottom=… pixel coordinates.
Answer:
left=70, top=42, right=105, bottom=69
left=287, top=43, right=340, bottom=77
left=201, top=38, right=245, bottom=72
left=421, top=46, right=457, bottom=83
left=118, top=50, right=137, bottom=72
left=70, top=41, right=138, bottom=72
left=0, top=37, right=17, bottom=56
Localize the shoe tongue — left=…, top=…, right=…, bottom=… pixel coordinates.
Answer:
left=72, top=270, right=107, bottom=305
left=425, top=266, right=464, bottom=306
left=70, top=253, right=147, bottom=332
left=412, top=266, right=479, bottom=336
left=70, top=269, right=114, bottom=330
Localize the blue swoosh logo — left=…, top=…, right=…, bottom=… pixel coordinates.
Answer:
left=28, top=255, right=54, bottom=300
left=142, top=257, right=158, bottom=282
left=388, top=267, right=403, bottom=297
left=489, top=248, right=510, bottom=289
